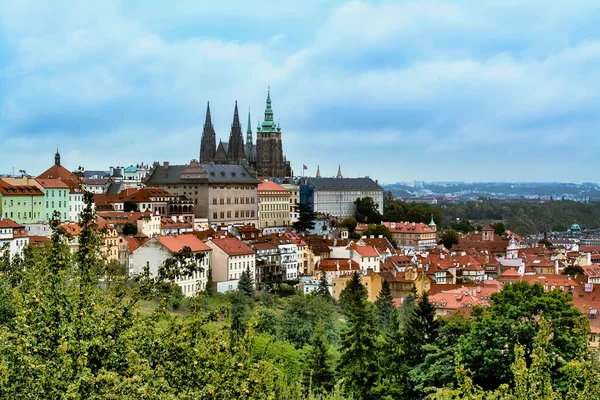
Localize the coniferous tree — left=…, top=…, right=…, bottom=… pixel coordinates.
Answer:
left=204, top=265, right=215, bottom=296
left=237, top=265, right=254, bottom=298
left=315, top=270, right=332, bottom=300
left=293, top=203, right=316, bottom=233
left=338, top=272, right=378, bottom=399
left=304, top=323, right=335, bottom=392
left=374, top=279, right=394, bottom=333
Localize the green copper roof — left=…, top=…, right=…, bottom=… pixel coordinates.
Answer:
left=261, top=87, right=278, bottom=133
left=570, top=222, right=581, bottom=231
left=124, top=165, right=137, bottom=173
left=429, top=214, right=436, bottom=227
left=246, top=109, right=252, bottom=144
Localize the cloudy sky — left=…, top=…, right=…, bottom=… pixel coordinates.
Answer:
left=1, top=1, right=599, bottom=184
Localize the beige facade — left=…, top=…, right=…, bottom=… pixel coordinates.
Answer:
left=206, top=238, right=256, bottom=287
left=281, top=183, right=299, bottom=223
left=258, top=181, right=291, bottom=229
left=145, top=161, right=260, bottom=227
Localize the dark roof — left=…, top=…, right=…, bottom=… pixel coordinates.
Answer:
left=83, top=170, right=109, bottom=178
left=306, top=177, right=382, bottom=191
left=83, top=178, right=109, bottom=185
left=202, top=163, right=260, bottom=184
left=106, top=181, right=126, bottom=194
left=146, top=163, right=259, bottom=185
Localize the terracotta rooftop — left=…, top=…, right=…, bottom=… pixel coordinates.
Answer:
left=156, top=235, right=211, bottom=253
left=210, top=237, right=254, bottom=256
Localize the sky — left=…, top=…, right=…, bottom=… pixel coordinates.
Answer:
left=1, top=1, right=600, bottom=184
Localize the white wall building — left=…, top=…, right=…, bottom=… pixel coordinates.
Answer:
left=130, top=235, right=210, bottom=297
left=206, top=237, right=256, bottom=293
left=279, top=242, right=299, bottom=280
left=0, top=218, right=29, bottom=259
left=304, top=176, right=383, bottom=219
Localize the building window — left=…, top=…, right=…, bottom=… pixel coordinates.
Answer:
left=227, top=211, right=231, bottom=218
left=213, top=213, right=218, bottom=219
left=220, top=212, right=224, bottom=219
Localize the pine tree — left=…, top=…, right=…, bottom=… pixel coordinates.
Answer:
left=374, top=279, right=394, bottom=333
left=293, top=203, right=316, bottom=233
left=315, top=270, right=332, bottom=299
left=338, top=272, right=379, bottom=399
left=204, top=265, right=215, bottom=296
left=237, top=265, right=254, bottom=298
left=304, top=323, right=335, bottom=392
left=339, top=272, right=368, bottom=318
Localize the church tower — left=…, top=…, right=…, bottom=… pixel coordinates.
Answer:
left=227, top=101, right=245, bottom=163
left=256, top=88, right=289, bottom=178
left=199, top=102, right=217, bottom=163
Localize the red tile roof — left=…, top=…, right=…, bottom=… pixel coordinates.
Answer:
left=210, top=237, right=254, bottom=256
left=382, top=221, right=436, bottom=234
left=156, top=235, right=210, bottom=253
left=258, top=180, right=290, bottom=192
left=316, top=258, right=359, bottom=272
left=0, top=179, right=44, bottom=196
left=37, top=165, right=80, bottom=190
left=349, top=242, right=380, bottom=258
left=35, top=178, right=70, bottom=189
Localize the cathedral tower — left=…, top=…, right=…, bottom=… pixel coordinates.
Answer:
left=227, top=101, right=245, bottom=163
left=256, top=88, right=290, bottom=178
left=199, top=102, right=217, bottom=163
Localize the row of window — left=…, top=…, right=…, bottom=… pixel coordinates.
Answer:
left=212, top=197, right=255, bottom=205
left=4, top=212, right=41, bottom=220
left=212, top=185, right=255, bottom=190
left=259, top=203, right=287, bottom=211
left=49, top=190, right=68, bottom=198
left=212, top=210, right=255, bottom=220
left=3, top=200, right=43, bottom=207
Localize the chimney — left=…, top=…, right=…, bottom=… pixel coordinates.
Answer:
left=336, top=260, right=340, bottom=271
left=163, top=162, right=169, bottom=169
left=554, top=259, right=559, bottom=276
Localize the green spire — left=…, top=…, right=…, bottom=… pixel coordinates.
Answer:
left=429, top=214, right=436, bottom=227
left=246, top=108, right=252, bottom=145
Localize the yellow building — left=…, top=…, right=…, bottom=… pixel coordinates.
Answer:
left=258, top=180, right=291, bottom=229
left=331, top=271, right=383, bottom=302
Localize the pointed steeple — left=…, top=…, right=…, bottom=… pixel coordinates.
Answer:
left=228, top=101, right=245, bottom=162
left=316, top=165, right=321, bottom=178
left=246, top=108, right=252, bottom=145
left=263, top=86, right=274, bottom=125
left=200, top=101, right=217, bottom=163
left=336, top=165, right=343, bottom=179
left=232, top=100, right=241, bottom=129
left=55, top=146, right=61, bottom=166
left=429, top=214, right=436, bottom=227
left=204, top=101, right=213, bottom=128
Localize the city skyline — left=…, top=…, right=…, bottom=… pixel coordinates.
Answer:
left=1, top=1, right=600, bottom=183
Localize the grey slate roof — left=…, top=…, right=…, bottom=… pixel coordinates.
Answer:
left=145, top=163, right=259, bottom=185
left=145, top=165, right=190, bottom=185
left=202, top=163, right=260, bottom=184
left=106, top=181, right=126, bottom=194
left=306, top=177, right=382, bottom=191
left=83, top=170, right=109, bottom=178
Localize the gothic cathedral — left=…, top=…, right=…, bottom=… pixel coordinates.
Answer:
left=199, top=89, right=292, bottom=178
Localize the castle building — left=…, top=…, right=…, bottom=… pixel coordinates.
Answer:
left=199, top=89, right=291, bottom=178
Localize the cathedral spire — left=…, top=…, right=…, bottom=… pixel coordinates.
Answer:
left=316, top=165, right=321, bottom=178
left=232, top=100, right=241, bottom=128
left=264, top=87, right=274, bottom=123
left=336, top=165, right=343, bottom=179
left=200, top=101, right=217, bottom=163
left=204, top=101, right=213, bottom=128
left=228, top=101, right=245, bottom=162
left=246, top=108, right=253, bottom=146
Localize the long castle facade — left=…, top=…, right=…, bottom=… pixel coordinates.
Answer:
left=199, top=89, right=292, bottom=178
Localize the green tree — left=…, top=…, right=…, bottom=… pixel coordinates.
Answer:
left=279, top=295, right=338, bottom=348
left=294, top=203, right=316, bottom=233
left=374, top=279, right=394, bottom=333
left=440, top=229, right=459, bottom=249
left=304, top=323, right=335, bottom=393
left=354, top=197, right=383, bottom=224
left=315, top=270, right=332, bottom=300
left=205, top=265, right=215, bottom=295
left=490, top=222, right=506, bottom=236
left=338, top=272, right=379, bottom=399
left=562, top=264, right=584, bottom=276
left=238, top=265, right=254, bottom=298
left=362, top=224, right=394, bottom=246
left=342, top=216, right=358, bottom=233
left=122, top=222, right=137, bottom=235
left=123, top=201, right=138, bottom=212
left=459, top=282, right=589, bottom=392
